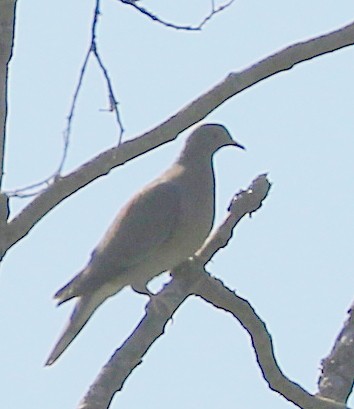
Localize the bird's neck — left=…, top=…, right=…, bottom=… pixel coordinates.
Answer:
left=177, top=154, right=216, bottom=194
left=178, top=150, right=214, bottom=169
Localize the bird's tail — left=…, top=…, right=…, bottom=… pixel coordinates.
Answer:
left=54, top=270, right=86, bottom=305
left=45, top=285, right=117, bottom=366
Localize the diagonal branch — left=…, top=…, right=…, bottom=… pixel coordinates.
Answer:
left=78, top=269, right=197, bottom=409
left=196, top=277, right=349, bottom=409
left=317, top=302, right=354, bottom=403
left=4, top=20, right=354, bottom=259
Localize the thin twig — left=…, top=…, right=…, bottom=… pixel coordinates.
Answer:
left=119, top=0, right=235, bottom=31
left=58, top=46, right=91, bottom=176
left=6, top=0, right=123, bottom=198
left=197, top=0, right=235, bottom=30
left=92, top=45, right=124, bottom=143
left=62, top=0, right=124, bottom=163
left=4, top=46, right=91, bottom=198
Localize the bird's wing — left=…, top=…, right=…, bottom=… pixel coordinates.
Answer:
left=89, top=179, right=182, bottom=277
left=53, top=178, right=182, bottom=302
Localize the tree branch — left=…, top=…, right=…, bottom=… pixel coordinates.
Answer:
left=5, top=0, right=124, bottom=198
left=196, top=276, right=348, bottom=409
left=118, top=0, right=235, bottom=31
left=317, top=302, right=354, bottom=403
left=3, top=20, right=354, bottom=259
left=58, top=0, right=124, bottom=173
left=0, top=0, right=17, bottom=190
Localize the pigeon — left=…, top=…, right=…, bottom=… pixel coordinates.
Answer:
left=46, top=123, right=244, bottom=365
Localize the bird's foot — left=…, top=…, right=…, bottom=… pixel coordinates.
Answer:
left=131, top=283, right=154, bottom=297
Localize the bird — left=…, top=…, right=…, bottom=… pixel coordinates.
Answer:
left=45, top=123, right=244, bottom=366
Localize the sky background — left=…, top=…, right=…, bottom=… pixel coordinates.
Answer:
left=1, top=0, right=354, bottom=408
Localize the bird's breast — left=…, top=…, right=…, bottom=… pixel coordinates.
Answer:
left=166, top=169, right=215, bottom=260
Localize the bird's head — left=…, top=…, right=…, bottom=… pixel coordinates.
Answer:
left=181, top=123, right=245, bottom=160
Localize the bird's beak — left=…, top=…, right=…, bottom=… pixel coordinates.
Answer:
left=231, top=140, right=246, bottom=150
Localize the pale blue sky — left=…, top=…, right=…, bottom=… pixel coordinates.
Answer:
left=1, top=1, right=354, bottom=408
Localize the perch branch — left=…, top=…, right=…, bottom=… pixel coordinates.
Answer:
left=77, top=174, right=270, bottom=409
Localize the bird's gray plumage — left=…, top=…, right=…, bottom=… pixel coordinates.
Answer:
left=46, top=123, right=244, bottom=365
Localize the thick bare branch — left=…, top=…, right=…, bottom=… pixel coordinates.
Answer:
left=196, top=276, right=348, bottom=409
left=4, top=21, right=354, bottom=258
left=77, top=174, right=270, bottom=409
left=317, top=302, right=354, bottom=403
left=0, top=0, right=17, bottom=190
left=78, top=269, right=197, bottom=409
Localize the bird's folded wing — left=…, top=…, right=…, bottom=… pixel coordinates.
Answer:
left=91, top=180, right=181, bottom=276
